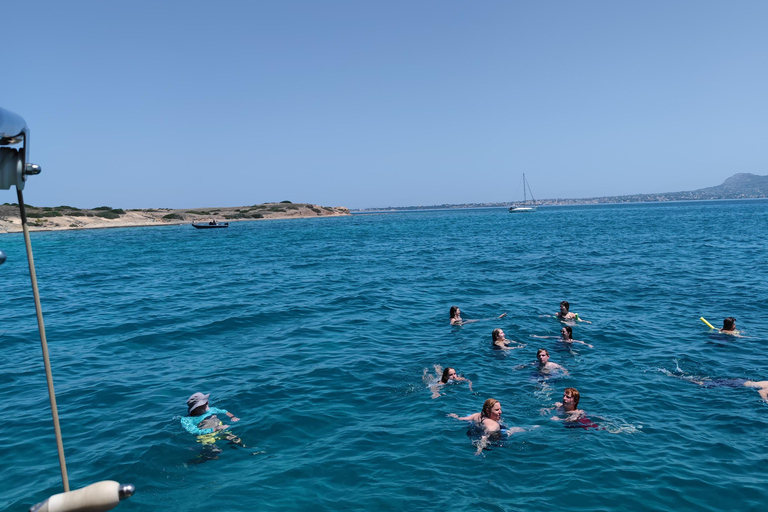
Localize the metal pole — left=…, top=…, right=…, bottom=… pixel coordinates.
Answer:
left=17, top=188, right=69, bottom=492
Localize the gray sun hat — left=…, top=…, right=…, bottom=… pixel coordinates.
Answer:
left=187, top=392, right=210, bottom=414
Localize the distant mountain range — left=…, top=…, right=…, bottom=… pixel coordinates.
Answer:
left=354, top=173, right=768, bottom=211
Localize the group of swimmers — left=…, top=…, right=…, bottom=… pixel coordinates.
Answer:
left=444, top=300, right=762, bottom=450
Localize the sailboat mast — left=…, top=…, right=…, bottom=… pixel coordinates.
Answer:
left=522, top=173, right=527, bottom=203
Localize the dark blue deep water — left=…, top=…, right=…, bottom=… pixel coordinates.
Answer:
left=1, top=200, right=767, bottom=511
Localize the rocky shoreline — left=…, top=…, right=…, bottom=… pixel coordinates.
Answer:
left=0, top=202, right=350, bottom=234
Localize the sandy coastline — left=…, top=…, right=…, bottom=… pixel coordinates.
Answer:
left=0, top=203, right=350, bottom=234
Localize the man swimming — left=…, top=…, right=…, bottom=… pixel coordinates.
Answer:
left=550, top=387, right=586, bottom=422
left=535, top=349, right=568, bottom=374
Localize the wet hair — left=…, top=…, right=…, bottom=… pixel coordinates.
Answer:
left=450, top=306, right=459, bottom=319
left=537, top=348, right=549, bottom=358
left=560, top=301, right=570, bottom=311
left=561, top=326, right=573, bottom=339
left=440, top=367, right=455, bottom=384
left=722, top=317, right=736, bottom=330
left=492, top=328, right=504, bottom=342
left=564, top=387, right=580, bottom=407
left=482, top=398, right=499, bottom=417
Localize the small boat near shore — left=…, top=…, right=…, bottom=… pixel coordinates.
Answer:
left=509, top=173, right=538, bottom=213
left=192, top=221, right=229, bottom=229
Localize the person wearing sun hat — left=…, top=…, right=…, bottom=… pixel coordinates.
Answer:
left=180, top=392, right=240, bottom=436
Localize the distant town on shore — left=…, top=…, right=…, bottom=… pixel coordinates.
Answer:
left=353, top=173, right=768, bottom=212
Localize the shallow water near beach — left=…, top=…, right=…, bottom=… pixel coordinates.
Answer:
left=1, top=200, right=767, bottom=511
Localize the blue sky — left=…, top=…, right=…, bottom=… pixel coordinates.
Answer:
left=3, top=1, right=767, bottom=209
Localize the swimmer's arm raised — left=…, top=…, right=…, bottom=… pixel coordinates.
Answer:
left=449, top=412, right=481, bottom=422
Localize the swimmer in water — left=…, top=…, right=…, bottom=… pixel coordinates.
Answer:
left=719, top=317, right=742, bottom=336
left=664, top=369, right=768, bottom=401
left=450, top=306, right=507, bottom=326
left=428, top=366, right=473, bottom=398
left=449, top=398, right=525, bottom=434
left=550, top=387, right=585, bottom=422
left=555, top=301, right=591, bottom=323
left=492, top=328, right=525, bottom=350
left=182, top=392, right=240, bottom=435
left=531, top=326, right=593, bottom=348
left=535, top=348, right=569, bottom=375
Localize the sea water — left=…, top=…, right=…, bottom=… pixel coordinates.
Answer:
left=1, top=200, right=767, bottom=511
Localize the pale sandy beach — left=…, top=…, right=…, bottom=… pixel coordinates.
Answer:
left=0, top=203, right=350, bottom=234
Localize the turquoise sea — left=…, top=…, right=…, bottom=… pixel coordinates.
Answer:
left=1, top=200, right=767, bottom=511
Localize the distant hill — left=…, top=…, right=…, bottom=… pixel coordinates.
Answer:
left=353, top=173, right=768, bottom=211
left=559, top=173, right=768, bottom=204
left=697, top=172, right=768, bottom=196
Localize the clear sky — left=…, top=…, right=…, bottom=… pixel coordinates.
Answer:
left=3, top=1, right=767, bottom=209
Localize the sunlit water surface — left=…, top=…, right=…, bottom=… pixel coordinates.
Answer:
left=2, top=200, right=767, bottom=511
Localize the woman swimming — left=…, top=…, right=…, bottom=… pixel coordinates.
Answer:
left=664, top=368, right=768, bottom=401
left=492, top=328, right=525, bottom=350
left=449, top=398, right=505, bottom=433
left=428, top=366, right=473, bottom=398
left=531, top=326, right=593, bottom=348
left=450, top=306, right=507, bottom=326
left=554, top=301, right=592, bottom=323
left=719, top=317, right=742, bottom=337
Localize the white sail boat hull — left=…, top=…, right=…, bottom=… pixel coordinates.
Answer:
left=508, top=173, right=538, bottom=213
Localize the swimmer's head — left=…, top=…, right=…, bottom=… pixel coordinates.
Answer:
left=450, top=306, right=460, bottom=319
left=561, top=326, right=573, bottom=340
left=722, top=317, right=736, bottom=331
left=560, top=301, right=570, bottom=314
left=441, top=367, right=457, bottom=383
left=186, top=392, right=210, bottom=415
left=563, top=387, right=580, bottom=407
left=537, top=348, right=550, bottom=362
left=492, top=328, right=505, bottom=342
left=482, top=398, right=501, bottom=419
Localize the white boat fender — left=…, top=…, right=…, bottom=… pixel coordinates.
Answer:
left=0, top=249, right=6, bottom=264
left=29, top=481, right=134, bottom=512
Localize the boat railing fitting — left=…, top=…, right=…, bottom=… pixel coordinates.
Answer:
left=2, top=107, right=135, bottom=510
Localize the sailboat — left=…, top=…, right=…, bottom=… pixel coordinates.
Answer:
left=508, top=173, right=538, bottom=213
